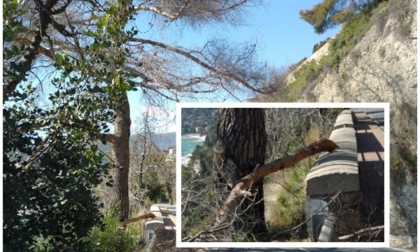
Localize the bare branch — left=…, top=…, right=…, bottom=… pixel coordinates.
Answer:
left=134, top=1, right=193, bottom=21
left=339, top=225, right=384, bottom=241
left=129, top=37, right=262, bottom=93
left=134, top=0, right=252, bottom=24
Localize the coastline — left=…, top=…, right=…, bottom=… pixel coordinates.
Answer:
left=181, top=133, right=206, bottom=166
left=181, top=133, right=206, bottom=140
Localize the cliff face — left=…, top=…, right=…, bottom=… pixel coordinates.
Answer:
left=302, top=1, right=416, bottom=105
left=299, top=0, right=417, bottom=250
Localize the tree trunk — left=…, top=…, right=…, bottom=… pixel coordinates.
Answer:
left=213, top=108, right=267, bottom=236
left=111, top=94, right=131, bottom=221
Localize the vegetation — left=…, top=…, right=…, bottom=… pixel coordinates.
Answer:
left=312, top=37, right=330, bottom=53
left=88, top=207, right=142, bottom=252
left=4, top=0, right=414, bottom=248
left=182, top=108, right=341, bottom=241
left=264, top=122, right=333, bottom=234
left=300, top=0, right=383, bottom=34
left=181, top=130, right=218, bottom=237
left=326, top=2, right=376, bottom=69
left=181, top=108, right=219, bottom=135
left=4, top=0, right=264, bottom=249
left=274, top=60, right=324, bottom=102
left=4, top=2, right=113, bottom=249
left=269, top=1, right=385, bottom=102
left=269, top=165, right=311, bottom=230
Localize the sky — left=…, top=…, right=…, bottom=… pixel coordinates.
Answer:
left=127, top=1, right=341, bottom=133
left=11, top=1, right=340, bottom=134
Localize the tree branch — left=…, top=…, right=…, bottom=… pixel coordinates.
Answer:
left=216, top=138, right=339, bottom=224
left=119, top=211, right=155, bottom=227
left=134, top=1, right=192, bottom=21
left=129, top=37, right=262, bottom=93
left=339, top=225, right=384, bottom=241
left=102, top=134, right=115, bottom=144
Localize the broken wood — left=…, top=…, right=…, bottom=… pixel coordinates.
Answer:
left=339, top=225, right=384, bottom=241
left=119, top=211, right=155, bottom=227
left=216, top=138, right=339, bottom=224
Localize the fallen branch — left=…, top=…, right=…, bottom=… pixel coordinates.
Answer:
left=182, top=223, right=231, bottom=242
left=339, top=225, right=384, bottom=241
left=216, top=138, right=339, bottom=224
left=119, top=211, right=156, bottom=227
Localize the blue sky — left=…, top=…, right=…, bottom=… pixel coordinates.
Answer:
left=15, top=1, right=340, bottom=134
left=128, top=1, right=340, bottom=133
left=178, top=1, right=340, bottom=67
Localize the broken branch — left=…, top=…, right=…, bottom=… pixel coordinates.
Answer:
left=216, top=138, right=339, bottom=224
left=119, top=211, right=155, bottom=227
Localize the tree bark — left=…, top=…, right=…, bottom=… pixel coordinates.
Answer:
left=213, top=108, right=267, bottom=235
left=111, top=94, right=131, bottom=221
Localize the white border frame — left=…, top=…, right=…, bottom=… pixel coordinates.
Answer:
left=176, top=102, right=390, bottom=249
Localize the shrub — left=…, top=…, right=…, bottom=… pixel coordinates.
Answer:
left=267, top=165, right=311, bottom=231
left=88, top=206, right=142, bottom=252
left=312, top=37, right=330, bottom=53
left=276, top=60, right=323, bottom=102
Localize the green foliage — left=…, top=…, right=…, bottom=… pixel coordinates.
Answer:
left=300, top=0, right=380, bottom=34
left=88, top=206, right=142, bottom=252
left=300, top=0, right=337, bottom=34
left=144, top=180, right=170, bottom=203
left=182, top=205, right=213, bottom=236
left=30, top=235, right=55, bottom=252
left=232, top=233, right=259, bottom=242
left=181, top=134, right=217, bottom=236
left=3, top=0, right=31, bottom=89
left=312, top=37, right=330, bottom=53
left=274, top=2, right=380, bottom=102
left=3, top=7, right=116, bottom=248
left=134, top=152, right=173, bottom=203
left=327, top=3, right=374, bottom=70
left=189, top=144, right=214, bottom=176
left=276, top=60, right=323, bottom=102
left=3, top=76, right=114, bottom=250
left=270, top=165, right=311, bottom=230
left=3, top=118, right=107, bottom=249
left=181, top=108, right=219, bottom=134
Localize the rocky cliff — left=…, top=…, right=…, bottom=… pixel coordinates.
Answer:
left=301, top=1, right=416, bottom=105
left=298, top=0, right=417, bottom=250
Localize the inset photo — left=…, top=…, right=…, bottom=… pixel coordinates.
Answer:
left=176, top=103, right=389, bottom=248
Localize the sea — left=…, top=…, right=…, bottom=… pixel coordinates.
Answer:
left=181, top=134, right=206, bottom=166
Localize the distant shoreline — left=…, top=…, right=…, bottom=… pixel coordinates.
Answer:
left=181, top=134, right=206, bottom=166
left=182, top=133, right=206, bottom=139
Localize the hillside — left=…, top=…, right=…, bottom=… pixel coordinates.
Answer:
left=254, top=0, right=416, bottom=250
left=181, top=108, right=219, bottom=134
left=99, top=132, right=176, bottom=154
